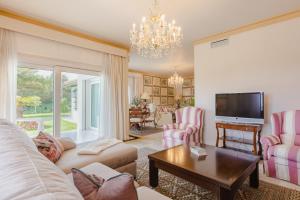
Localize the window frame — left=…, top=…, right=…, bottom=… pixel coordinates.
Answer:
left=17, top=60, right=102, bottom=141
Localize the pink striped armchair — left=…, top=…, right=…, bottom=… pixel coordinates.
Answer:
left=260, top=110, right=300, bottom=185
left=163, top=107, right=204, bottom=148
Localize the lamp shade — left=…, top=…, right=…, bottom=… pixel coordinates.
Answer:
left=141, top=92, right=150, bottom=100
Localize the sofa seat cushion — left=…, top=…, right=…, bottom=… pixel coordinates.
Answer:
left=137, top=187, right=171, bottom=200
left=56, top=143, right=137, bottom=174
left=270, top=156, right=300, bottom=169
left=163, top=129, right=186, bottom=140
left=0, top=120, right=83, bottom=200
left=268, top=144, right=300, bottom=162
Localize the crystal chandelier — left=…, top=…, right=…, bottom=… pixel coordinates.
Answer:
left=129, top=0, right=183, bottom=58
left=168, top=71, right=184, bottom=88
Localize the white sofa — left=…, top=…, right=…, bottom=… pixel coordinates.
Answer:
left=0, top=120, right=171, bottom=200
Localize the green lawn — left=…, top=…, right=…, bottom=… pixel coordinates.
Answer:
left=23, top=113, right=70, bottom=118
left=43, top=119, right=77, bottom=133
left=20, top=113, right=76, bottom=137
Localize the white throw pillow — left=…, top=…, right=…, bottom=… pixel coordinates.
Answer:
left=57, top=137, right=77, bottom=151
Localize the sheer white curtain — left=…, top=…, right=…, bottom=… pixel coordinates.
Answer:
left=100, top=54, right=129, bottom=140
left=0, top=28, right=17, bottom=122
left=128, top=72, right=143, bottom=104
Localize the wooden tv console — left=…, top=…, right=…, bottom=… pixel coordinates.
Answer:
left=216, top=122, right=263, bottom=155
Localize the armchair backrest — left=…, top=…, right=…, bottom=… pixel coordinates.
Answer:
left=175, top=107, right=204, bottom=127
left=271, top=110, right=300, bottom=146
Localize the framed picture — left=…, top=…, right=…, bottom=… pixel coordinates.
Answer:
left=144, top=86, right=152, bottom=95
left=153, top=77, right=160, bottom=86
left=167, top=97, right=174, bottom=105
left=161, top=97, right=167, bottom=105
left=152, top=87, right=160, bottom=96
left=161, top=79, right=168, bottom=87
left=152, top=97, right=160, bottom=105
left=183, top=97, right=192, bottom=104
left=183, top=79, right=192, bottom=87
left=183, top=88, right=192, bottom=96
left=167, top=88, right=174, bottom=96
left=146, top=98, right=152, bottom=103
left=161, top=87, right=167, bottom=96
left=144, top=76, right=152, bottom=85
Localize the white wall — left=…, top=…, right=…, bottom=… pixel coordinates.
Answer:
left=194, top=17, right=300, bottom=145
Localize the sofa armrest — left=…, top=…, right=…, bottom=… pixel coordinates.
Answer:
left=260, top=135, right=281, bottom=160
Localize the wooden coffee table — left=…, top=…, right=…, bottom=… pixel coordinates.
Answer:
left=148, top=144, right=260, bottom=200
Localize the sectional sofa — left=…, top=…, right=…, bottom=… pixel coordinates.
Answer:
left=0, top=119, right=170, bottom=200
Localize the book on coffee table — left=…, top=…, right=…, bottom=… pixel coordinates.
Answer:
left=190, top=146, right=208, bottom=157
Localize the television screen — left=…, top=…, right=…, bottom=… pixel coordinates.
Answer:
left=215, top=92, right=264, bottom=124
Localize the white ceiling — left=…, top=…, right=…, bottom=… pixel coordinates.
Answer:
left=1, top=0, right=300, bottom=76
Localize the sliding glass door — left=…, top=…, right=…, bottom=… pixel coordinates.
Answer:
left=60, top=72, right=101, bottom=143
left=16, top=64, right=102, bottom=143
left=16, top=66, right=54, bottom=137
left=87, top=79, right=101, bottom=130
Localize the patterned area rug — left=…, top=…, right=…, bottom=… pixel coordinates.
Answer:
left=136, top=148, right=300, bottom=200
left=130, top=127, right=163, bottom=137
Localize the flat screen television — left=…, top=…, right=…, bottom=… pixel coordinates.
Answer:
left=215, top=92, right=264, bottom=124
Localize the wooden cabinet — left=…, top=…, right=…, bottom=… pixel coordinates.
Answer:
left=216, top=122, right=262, bottom=156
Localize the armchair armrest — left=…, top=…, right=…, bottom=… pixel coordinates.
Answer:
left=260, top=135, right=281, bottom=146
left=185, top=126, right=199, bottom=135
left=260, top=135, right=281, bottom=160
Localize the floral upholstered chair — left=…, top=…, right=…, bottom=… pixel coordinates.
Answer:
left=163, top=107, right=204, bottom=148
left=260, top=110, right=300, bottom=185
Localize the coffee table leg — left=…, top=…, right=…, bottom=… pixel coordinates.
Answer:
left=250, top=163, right=259, bottom=188
left=218, top=187, right=235, bottom=200
left=149, top=159, right=158, bottom=187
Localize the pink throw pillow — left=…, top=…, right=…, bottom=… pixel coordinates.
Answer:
left=33, top=132, right=63, bottom=163
left=71, top=168, right=138, bottom=200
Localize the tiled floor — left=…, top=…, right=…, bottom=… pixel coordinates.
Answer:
left=126, top=132, right=300, bottom=192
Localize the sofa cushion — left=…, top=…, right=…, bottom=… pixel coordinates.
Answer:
left=58, top=137, right=77, bottom=151
left=56, top=143, right=137, bottom=174
left=33, top=132, right=64, bottom=163
left=0, top=120, right=83, bottom=200
left=268, top=144, right=300, bottom=162
left=72, top=163, right=170, bottom=200
left=72, top=169, right=138, bottom=200
left=69, top=163, right=139, bottom=188
left=69, top=163, right=119, bottom=181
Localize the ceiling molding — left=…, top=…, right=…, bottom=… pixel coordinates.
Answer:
left=0, top=8, right=129, bottom=51
left=193, top=9, right=300, bottom=45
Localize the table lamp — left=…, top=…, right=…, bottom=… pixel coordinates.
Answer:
left=141, top=92, right=150, bottom=109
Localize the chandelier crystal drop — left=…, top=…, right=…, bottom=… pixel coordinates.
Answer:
left=129, top=0, right=183, bottom=58
left=168, top=71, right=184, bottom=88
